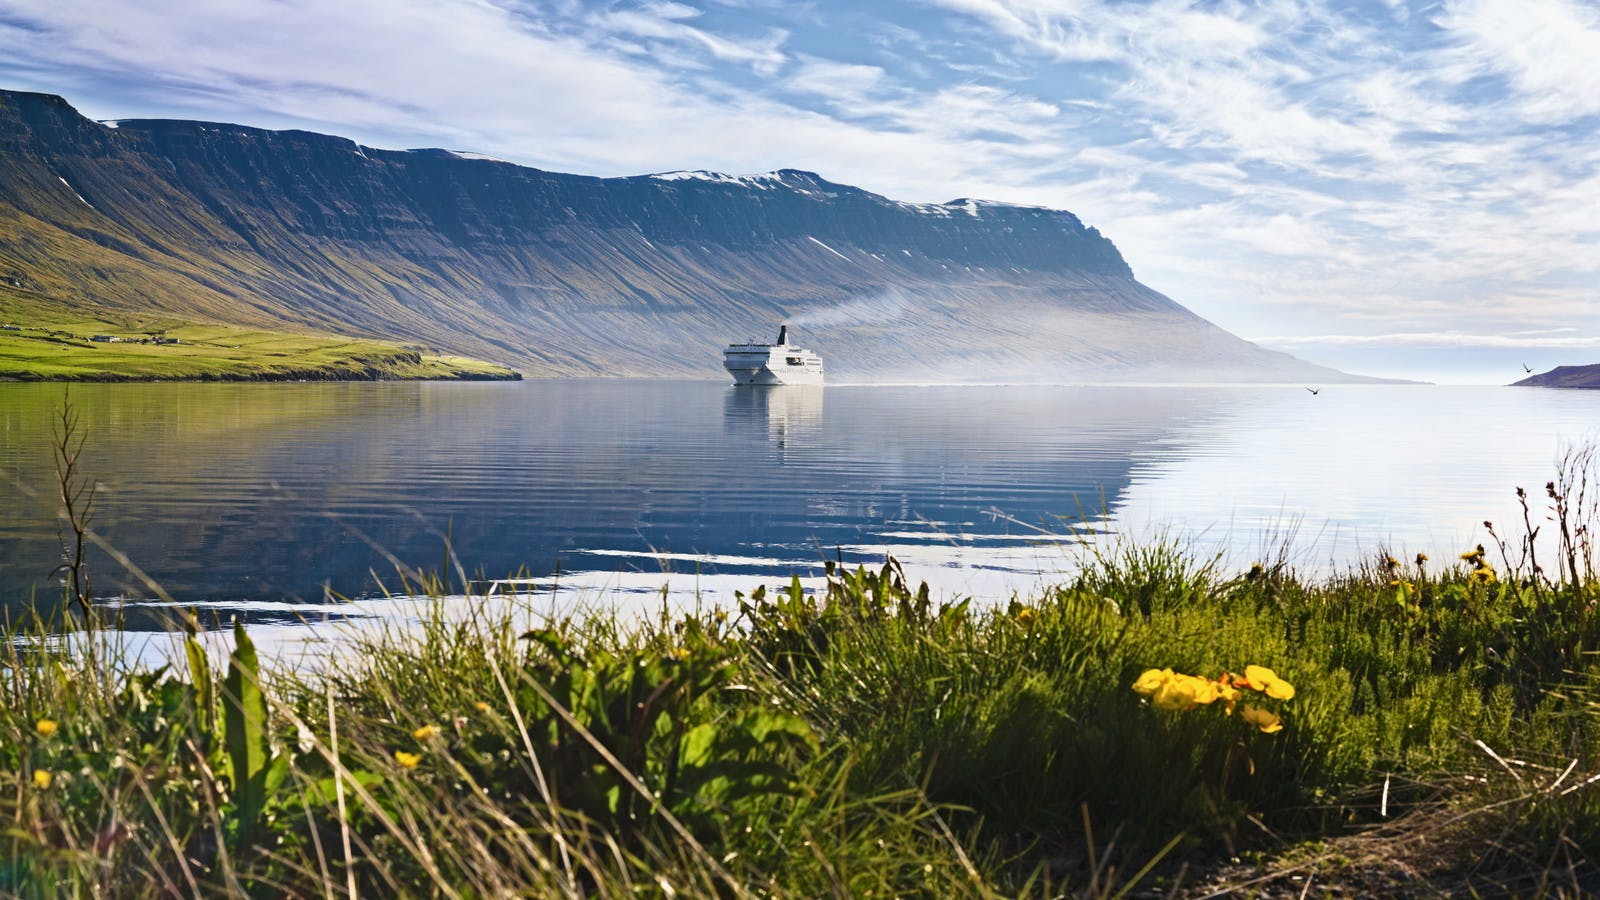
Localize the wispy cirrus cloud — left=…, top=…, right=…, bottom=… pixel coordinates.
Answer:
left=1433, top=0, right=1600, bottom=122
left=913, top=0, right=1600, bottom=379
left=587, top=1, right=789, bottom=74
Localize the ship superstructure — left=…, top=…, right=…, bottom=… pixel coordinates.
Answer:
left=723, top=325, right=825, bottom=385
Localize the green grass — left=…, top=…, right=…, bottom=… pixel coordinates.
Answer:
left=0, top=289, right=518, bottom=381
left=6, top=474, right=1600, bottom=894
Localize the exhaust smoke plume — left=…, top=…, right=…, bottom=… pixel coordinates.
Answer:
left=789, top=288, right=913, bottom=328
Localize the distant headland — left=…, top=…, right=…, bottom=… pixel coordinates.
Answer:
left=1513, top=364, right=1600, bottom=389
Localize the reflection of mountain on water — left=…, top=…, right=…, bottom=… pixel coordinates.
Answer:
left=722, top=385, right=825, bottom=450
left=0, top=382, right=1236, bottom=615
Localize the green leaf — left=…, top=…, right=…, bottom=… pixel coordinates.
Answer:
left=303, top=770, right=384, bottom=807
left=223, top=621, right=272, bottom=848
left=679, top=722, right=718, bottom=770
left=184, top=632, right=215, bottom=751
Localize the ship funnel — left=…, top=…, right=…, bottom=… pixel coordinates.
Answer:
left=777, top=324, right=789, bottom=345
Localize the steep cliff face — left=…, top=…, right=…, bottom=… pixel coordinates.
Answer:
left=0, top=88, right=1350, bottom=381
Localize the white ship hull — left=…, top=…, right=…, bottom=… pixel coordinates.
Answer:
left=724, top=325, right=825, bottom=385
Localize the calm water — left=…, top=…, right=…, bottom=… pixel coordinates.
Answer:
left=2, top=381, right=1598, bottom=629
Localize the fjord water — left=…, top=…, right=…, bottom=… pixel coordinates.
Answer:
left=2, top=381, right=1597, bottom=626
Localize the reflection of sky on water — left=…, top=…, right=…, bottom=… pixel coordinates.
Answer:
left=5, top=381, right=1600, bottom=639
left=1111, top=385, right=1600, bottom=573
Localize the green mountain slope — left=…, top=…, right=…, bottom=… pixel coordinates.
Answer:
left=0, top=88, right=1359, bottom=382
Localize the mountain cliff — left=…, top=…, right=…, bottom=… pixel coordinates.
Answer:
left=0, top=88, right=1352, bottom=381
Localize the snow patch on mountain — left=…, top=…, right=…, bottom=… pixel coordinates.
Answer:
left=447, top=150, right=512, bottom=164
left=56, top=176, right=91, bottom=208
left=805, top=236, right=851, bottom=261
left=648, top=170, right=788, bottom=189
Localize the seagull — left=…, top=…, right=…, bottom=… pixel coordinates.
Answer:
left=1522, top=363, right=1533, bottom=373
left=1305, top=387, right=1320, bottom=395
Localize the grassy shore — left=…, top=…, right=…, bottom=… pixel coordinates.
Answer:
left=6, top=503, right=1600, bottom=897
left=0, top=289, right=518, bottom=381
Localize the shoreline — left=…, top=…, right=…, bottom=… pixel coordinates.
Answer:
left=0, top=368, right=522, bottom=383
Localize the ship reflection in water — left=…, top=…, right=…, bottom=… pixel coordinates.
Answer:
left=723, top=384, right=825, bottom=451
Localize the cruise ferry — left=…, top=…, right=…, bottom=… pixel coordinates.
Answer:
left=723, top=325, right=825, bottom=385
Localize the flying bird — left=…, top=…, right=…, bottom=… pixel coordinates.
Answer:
left=1522, top=363, right=1533, bottom=373
left=1305, top=387, right=1320, bottom=395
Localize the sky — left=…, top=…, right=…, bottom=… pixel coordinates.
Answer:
left=2, top=0, right=1598, bottom=383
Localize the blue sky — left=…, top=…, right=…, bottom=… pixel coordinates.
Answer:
left=3, top=0, right=1598, bottom=383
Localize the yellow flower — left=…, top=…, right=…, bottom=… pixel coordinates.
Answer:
left=1153, top=673, right=1219, bottom=711
left=1243, top=665, right=1296, bottom=700
left=1460, top=545, right=1486, bottom=563
left=1151, top=677, right=1196, bottom=711
left=31, top=769, right=52, bottom=789
left=1186, top=675, right=1222, bottom=705
left=1132, top=668, right=1173, bottom=696
left=1240, top=704, right=1283, bottom=734
left=1415, top=553, right=1428, bottom=566
left=1014, top=606, right=1037, bottom=625
left=473, top=702, right=491, bottom=714
left=1216, top=680, right=1242, bottom=714
left=412, top=724, right=440, bottom=741
left=35, top=719, right=58, bottom=739
left=393, top=751, right=422, bottom=769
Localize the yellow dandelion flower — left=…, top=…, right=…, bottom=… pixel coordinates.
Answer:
left=1472, top=565, right=1497, bottom=585
left=1240, top=704, right=1283, bottom=734
left=412, top=724, right=440, bottom=741
left=473, top=701, right=491, bottom=714
left=1014, top=606, right=1037, bottom=625
left=1415, top=553, right=1428, bottom=566
left=1132, top=668, right=1173, bottom=696
left=35, top=719, right=58, bottom=739
left=393, top=750, right=422, bottom=769
left=32, top=769, right=52, bottom=789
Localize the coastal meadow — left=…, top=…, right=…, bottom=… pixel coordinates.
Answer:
left=5, top=491, right=1600, bottom=895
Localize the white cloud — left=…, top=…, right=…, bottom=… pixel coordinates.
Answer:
left=785, top=56, right=885, bottom=101
left=587, top=4, right=789, bottom=74
left=1435, top=0, right=1600, bottom=123
left=643, top=1, right=702, bottom=20
left=1258, top=331, right=1600, bottom=349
